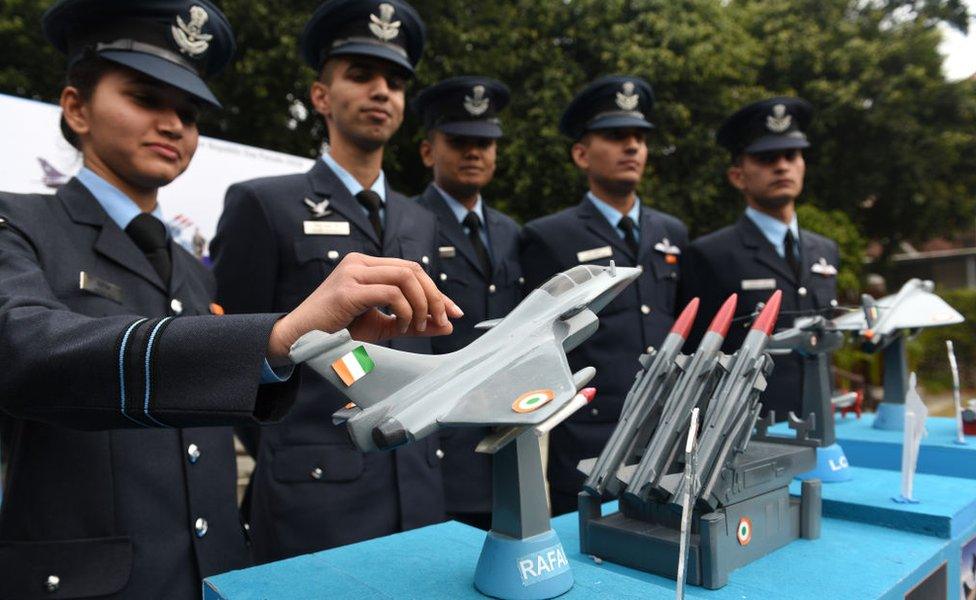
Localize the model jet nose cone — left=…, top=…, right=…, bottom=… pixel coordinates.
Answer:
left=706, top=293, right=738, bottom=338
left=580, top=387, right=597, bottom=402
left=863, top=329, right=875, bottom=340
left=614, top=265, right=642, bottom=283
left=750, top=290, right=782, bottom=335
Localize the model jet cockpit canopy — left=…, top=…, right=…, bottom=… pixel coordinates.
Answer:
left=540, top=265, right=607, bottom=297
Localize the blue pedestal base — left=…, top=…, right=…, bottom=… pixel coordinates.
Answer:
left=474, top=529, right=573, bottom=600
left=872, top=402, right=905, bottom=430
left=796, top=443, right=853, bottom=482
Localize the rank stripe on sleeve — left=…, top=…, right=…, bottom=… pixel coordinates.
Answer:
left=143, top=317, right=175, bottom=427
left=116, top=317, right=150, bottom=427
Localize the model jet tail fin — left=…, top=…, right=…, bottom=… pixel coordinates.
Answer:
left=289, top=329, right=445, bottom=411
left=861, top=293, right=879, bottom=338
left=38, top=157, right=64, bottom=178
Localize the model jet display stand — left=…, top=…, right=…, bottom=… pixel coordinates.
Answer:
left=288, top=263, right=643, bottom=600
left=472, top=429, right=573, bottom=599
left=767, top=316, right=852, bottom=483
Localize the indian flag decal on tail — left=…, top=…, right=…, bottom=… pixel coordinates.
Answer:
left=736, top=516, right=752, bottom=546
left=512, top=389, right=556, bottom=413
left=332, top=346, right=375, bottom=387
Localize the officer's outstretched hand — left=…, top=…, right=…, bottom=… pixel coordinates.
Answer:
left=266, top=253, right=462, bottom=360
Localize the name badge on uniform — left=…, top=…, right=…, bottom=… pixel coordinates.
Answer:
left=810, top=258, right=838, bottom=277
left=304, top=221, right=350, bottom=236
left=79, top=271, right=123, bottom=303
left=577, top=245, right=613, bottom=263
left=439, top=246, right=456, bottom=258
left=741, top=278, right=776, bottom=291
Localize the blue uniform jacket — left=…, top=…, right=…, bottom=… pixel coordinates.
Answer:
left=679, top=214, right=840, bottom=419
left=416, top=184, right=522, bottom=514
left=0, top=179, right=297, bottom=599
left=210, top=160, right=446, bottom=562
left=519, top=196, right=687, bottom=507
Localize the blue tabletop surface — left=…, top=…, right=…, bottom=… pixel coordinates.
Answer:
left=205, top=502, right=948, bottom=599
left=789, top=466, right=976, bottom=539
left=770, top=415, right=976, bottom=479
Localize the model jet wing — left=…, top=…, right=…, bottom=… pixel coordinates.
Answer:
left=289, top=329, right=445, bottom=410
left=440, top=337, right=577, bottom=427
left=832, top=281, right=963, bottom=332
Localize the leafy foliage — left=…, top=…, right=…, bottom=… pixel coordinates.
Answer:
left=2, top=0, right=973, bottom=260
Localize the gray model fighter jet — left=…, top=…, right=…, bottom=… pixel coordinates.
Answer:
left=832, top=278, right=963, bottom=350
left=289, top=263, right=642, bottom=452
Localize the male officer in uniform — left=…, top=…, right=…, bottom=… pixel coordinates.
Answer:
left=211, top=0, right=447, bottom=562
left=680, top=97, right=839, bottom=420
left=0, top=1, right=459, bottom=597
left=412, top=76, right=522, bottom=529
left=520, top=76, right=688, bottom=514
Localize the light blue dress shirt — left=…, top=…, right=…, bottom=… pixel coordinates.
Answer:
left=434, top=184, right=491, bottom=253
left=76, top=167, right=165, bottom=228
left=744, top=206, right=800, bottom=259
left=75, top=168, right=289, bottom=383
left=321, top=151, right=387, bottom=224
left=587, top=191, right=641, bottom=242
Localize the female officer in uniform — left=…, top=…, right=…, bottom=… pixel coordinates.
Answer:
left=0, top=1, right=460, bottom=597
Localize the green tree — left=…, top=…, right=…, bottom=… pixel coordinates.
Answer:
left=735, top=0, right=976, bottom=259
left=2, top=0, right=973, bottom=262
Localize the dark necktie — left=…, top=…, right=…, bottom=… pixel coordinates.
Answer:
left=618, top=215, right=639, bottom=256
left=356, top=190, right=384, bottom=242
left=126, top=213, right=171, bottom=285
left=784, top=230, right=801, bottom=280
left=462, top=211, right=493, bottom=277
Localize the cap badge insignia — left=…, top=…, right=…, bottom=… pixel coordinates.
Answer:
left=766, top=104, right=792, bottom=133
left=464, top=85, right=490, bottom=116
left=369, top=3, right=401, bottom=42
left=615, top=82, right=639, bottom=111
left=304, top=197, right=332, bottom=218
left=171, top=5, right=213, bottom=57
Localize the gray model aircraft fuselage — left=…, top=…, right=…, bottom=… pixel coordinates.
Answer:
left=290, top=264, right=642, bottom=452
left=832, top=278, right=963, bottom=350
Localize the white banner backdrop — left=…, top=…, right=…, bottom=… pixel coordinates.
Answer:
left=0, top=93, right=315, bottom=256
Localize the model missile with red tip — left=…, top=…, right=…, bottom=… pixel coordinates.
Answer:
left=580, top=298, right=700, bottom=498
left=670, top=291, right=782, bottom=510
left=621, top=294, right=739, bottom=502
left=535, top=387, right=597, bottom=436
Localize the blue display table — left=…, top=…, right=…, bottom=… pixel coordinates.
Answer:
left=770, top=415, right=976, bottom=479
left=205, top=502, right=951, bottom=599
left=789, top=466, right=976, bottom=538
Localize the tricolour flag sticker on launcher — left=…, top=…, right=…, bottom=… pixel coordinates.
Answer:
left=332, top=346, right=375, bottom=386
